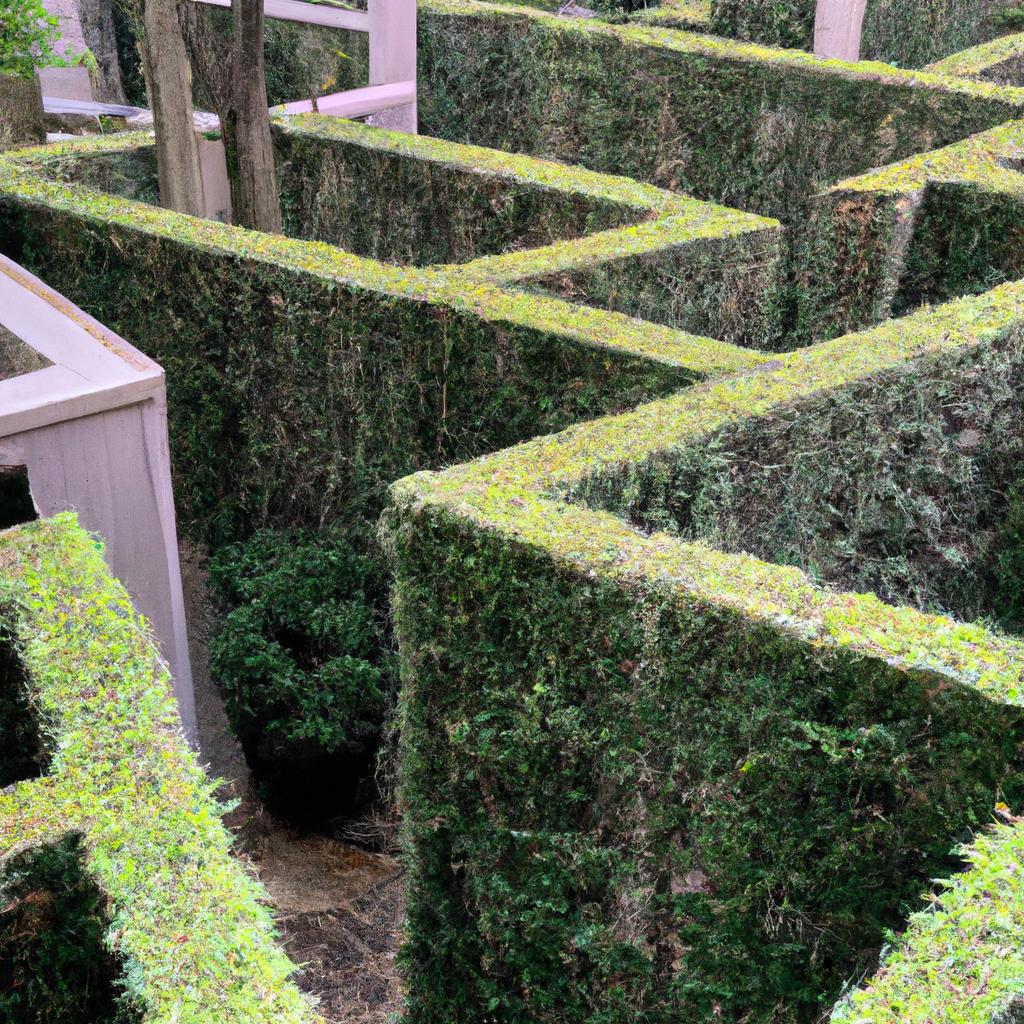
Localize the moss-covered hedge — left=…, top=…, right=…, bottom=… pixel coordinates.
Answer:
left=385, top=279, right=1024, bottom=1023
left=710, top=0, right=1023, bottom=68
left=0, top=121, right=779, bottom=824
left=201, top=0, right=1024, bottom=229
left=832, top=814, right=1024, bottom=1024
left=0, top=514, right=318, bottom=1023
left=0, top=127, right=772, bottom=544
left=930, top=31, right=1024, bottom=86
left=273, top=116, right=647, bottom=265
left=573, top=294, right=1024, bottom=624
left=799, top=118, right=1024, bottom=340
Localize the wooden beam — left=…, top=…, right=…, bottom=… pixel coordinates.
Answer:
left=190, top=0, right=370, bottom=33
left=276, top=79, right=416, bottom=118
left=0, top=254, right=195, bottom=741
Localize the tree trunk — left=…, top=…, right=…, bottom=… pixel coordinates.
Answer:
left=134, top=0, right=206, bottom=216
left=814, top=0, right=869, bottom=62
left=224, top=0, right=281, bottom=233
left=180, top=0, right=281, bottom=233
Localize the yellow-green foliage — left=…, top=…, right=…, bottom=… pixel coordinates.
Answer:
left=833, top=816, right=1024, bottom=1024
left=0, top=515, right=319, bottom=1023
left=424, top=0, right=1024, bottom=104
left=830, top=118, right=1024, bottom=197
left=388, top=277, right=1024, bottom=1024
left=395, top=280, right=1024, bottom=740
left=0, top=125, right=774, bottom=370
left=929, top=32, right=1024, bottom=81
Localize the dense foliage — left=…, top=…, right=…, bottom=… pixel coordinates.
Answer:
left=994, top=488, right=1024, bottom=631
left=710, top=0, right=814, bottom=50
left=709, top=0, right=1022, bottom=66
left=387, top=283, right=1024, bottom=1022
left=209, top=528, right=392, bottom=823
left=0, top=516, right=317, bottom=1022
left=0, top=0, right=62, bottom=78
left=0, top=839, right=139, bottom=1024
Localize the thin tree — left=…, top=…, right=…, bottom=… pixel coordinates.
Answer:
left=183, top=0, right=281, bottom=233
left=122, top=0, right=206, bottom=216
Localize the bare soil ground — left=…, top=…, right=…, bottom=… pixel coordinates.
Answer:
left=180, top=540, right=404, bottom=1024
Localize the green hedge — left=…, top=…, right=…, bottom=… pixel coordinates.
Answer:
left=797, top=119, right=1024, bottom=341
left=710, top=0, right=1023, bottom=68
left=385, top=279, right=1024, bottom=1023
left=0, top=514, right=318, bottom=1023
left=39, top=117, right=782, bottom=347
left=273, top=116, right=647, bottom=266
left=709, top=0, right=813, bottom=50
left=572, top=295, right=1024, bottom=626
left=215, top=0, right=1024, bottom=227
left=929, top=30, right=1024, bottom=85
left=832, top=814, right=1024, bottom=1023
left=0, top=121, right=776, bottom=822
left=0, top=125, right=769, bottom=545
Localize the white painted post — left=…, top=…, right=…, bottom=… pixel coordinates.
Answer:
left=814, top=0, right=868, bottom=62
left=367, top=0, right=418, bottom=134
left=196, top=132, right=233, bottom=223
left=0, top=255, right=197, bottom=742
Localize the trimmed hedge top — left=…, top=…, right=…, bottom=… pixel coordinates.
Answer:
left=0, top=514, right=319, bottom=1023
left=425, top=0, right=1024, bottom=107
left=830, top=118, right=1024, bottom=198
left=276, top=113, right=677, bottom=213
left=0, top=124, right=775, bottom=372
left=832, top=815, right=1024, bottom=1023
left=389, top=278, right=1024, bottom=1023
left=393, top=279, right=1024, bottom=708
left=929, top=33, right=1024, bottom=82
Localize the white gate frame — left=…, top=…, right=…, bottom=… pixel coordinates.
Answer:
left=0, top=254, right=197, bottom=742
left=194, top=0, right=417, bottom=133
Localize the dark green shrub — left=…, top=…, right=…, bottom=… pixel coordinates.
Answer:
left=0, top=629, right=43, bottom=789
left=208, top=527, right=392, bottom=826
left=710, top=0, right=815, bottom=50
left=0, top=837, right=140, bottom=1024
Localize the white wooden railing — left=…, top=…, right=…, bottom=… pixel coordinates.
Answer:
left=192, top=0, right=418, bottom=132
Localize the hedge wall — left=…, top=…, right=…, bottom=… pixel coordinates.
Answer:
left=709, top=0, right=1024, bottom=68
left=273, top=116, right=786, bottom=347
left=571, top=288, right=1024, bottom=624
left=832, top=814, right=1024, bottom=1024
left=385, top=279, right=1024, bottom=1023
left=0, top=514, right=318, bottom=1023
left=0, top=125, right=776, bottom=546
left=273, top=116, right=646, bottom=266
left=208, top=0, right=1024, bottom=229
left=930, top=32, right=1024, bottom=86
left=800, top=118, right=1024, bottom=341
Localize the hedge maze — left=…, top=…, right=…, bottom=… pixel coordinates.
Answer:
left=5, top=1, right=1024, bottom=1021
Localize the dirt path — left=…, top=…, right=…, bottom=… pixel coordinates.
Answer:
left=180, top=540, right=404, bottom=1024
